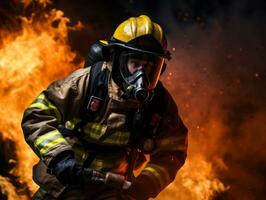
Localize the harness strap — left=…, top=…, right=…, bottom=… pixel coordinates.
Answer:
left=59, top=62, right=110, bottom=167
left=74, top=61, right=109, bottom=133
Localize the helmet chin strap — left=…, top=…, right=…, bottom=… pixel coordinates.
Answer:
left=123, top=70, right=150, bottom=102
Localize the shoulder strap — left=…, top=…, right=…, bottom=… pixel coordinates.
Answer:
left=73, top=61, right=110, bottom=133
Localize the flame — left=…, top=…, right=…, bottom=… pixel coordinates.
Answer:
left=18, top=0, right=52, bottom=8
left=0, top=1, right=228, bottom=199
left=0, top=176, right=21, bottom=199
left=156, top=156, right=229, bottom=200
left=155, top=117, right=230, bottom=200
left=0, top=2, right=82, bottom=199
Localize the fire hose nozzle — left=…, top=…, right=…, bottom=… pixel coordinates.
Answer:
left=105, top=172, right=132, bottom=190
left=84, top=168, right=131, bottom=189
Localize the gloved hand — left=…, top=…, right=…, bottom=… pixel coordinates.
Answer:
left=49, top=152, right=97, bottom=185
left=50, top=153, right=86, bottom=185
left=49, top=152, right=130, bottom=188
left=49, top=152, right=133, bottom=190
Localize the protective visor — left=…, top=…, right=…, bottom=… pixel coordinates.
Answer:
left=119, top=52, right=165, bottom=90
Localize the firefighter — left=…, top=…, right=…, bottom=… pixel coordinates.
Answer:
left=21, top=15, right=188, bottom=200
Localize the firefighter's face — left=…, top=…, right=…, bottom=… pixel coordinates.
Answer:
left=127, top=58, right=154, bottom=75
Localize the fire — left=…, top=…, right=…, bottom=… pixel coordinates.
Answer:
left=0, top=176, right=21, bottom=199
left=156, top=156, right=229, bottom=200
left=18, top=0, right=52, bottom=8
left=0, top=1, right=228, bottom=199
left=155, top=117, right=229, bottom=200
left=0, top=2, right=82, bottom=199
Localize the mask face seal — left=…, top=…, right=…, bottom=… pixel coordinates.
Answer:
left=118, top=51, right=164, bottom=102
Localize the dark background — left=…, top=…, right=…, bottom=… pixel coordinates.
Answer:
left=0, top=0, right=266, bottom=199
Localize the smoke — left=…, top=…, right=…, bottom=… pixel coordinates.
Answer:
left=156, top=1, right=266, bottom=199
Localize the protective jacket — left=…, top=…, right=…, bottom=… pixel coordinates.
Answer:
left=21, top=62, right=188, bottom=199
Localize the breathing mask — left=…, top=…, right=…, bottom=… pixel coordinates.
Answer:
left=118, top=51, right=164, bottom=102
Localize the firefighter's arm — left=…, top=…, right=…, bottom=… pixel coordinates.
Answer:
left=141, top=118, right=187, bottom=198
left=21, top=68, right=90, bottom=167
left=128, top=90, right=188, bottom=199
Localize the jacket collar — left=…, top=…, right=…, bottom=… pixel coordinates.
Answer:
left=103, top=62, right=125, bottom=102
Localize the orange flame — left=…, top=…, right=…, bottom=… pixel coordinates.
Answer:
left=0, top=1, right=228, bottom=199
left=156, top=156, right=229, bottom=200
left=0, top=176, right=21, bottom=199
left=155, top=117, right=230, bottom=200
left=0, top=2, right=82, bottom=199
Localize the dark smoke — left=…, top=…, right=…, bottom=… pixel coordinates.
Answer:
left=155, top=0, right=266, bottom=199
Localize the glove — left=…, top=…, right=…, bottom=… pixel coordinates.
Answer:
left=50, top=152, right=132, bottom=188
left=50, top=153, right=85, bottom=185
left=50, top=152, right=103, bottom=185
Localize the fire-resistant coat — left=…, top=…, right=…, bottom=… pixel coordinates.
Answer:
left=21, top=62, right=188, bottom=199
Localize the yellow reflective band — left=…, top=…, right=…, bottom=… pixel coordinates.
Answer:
left=90, top=158, right=126, bottom=171
left=29, top=93, right=62, bottom=122
left=29, top=102, right=50, bottom=110
left=84, top=123, right=107, bottom=139
left=147, top=164, right=171, bottom=185
left=91, top=159, right=105, bottom=170
left=102, top=131, right=130, bottom=145
left=85, top=130, right=129, bottom=145
left=35, top=93, right=55, bottom=108
left=82, top=151, right=89, bottom=162
left=157, top=136, right=187, bottom=151
left=39, top=138, right=67, bottom=155
left=65, top=118, right=81, bottom=130
left=143, top=166, right=165, bottom=189
left=144, top=167, right=160, bottom=177
left=34, top=130, right=61, bottom=147
left=83, top=122, right=130, bottom=145
left=37, top=93, right=46, bottom=99
left=72, top=146, right=89, bottom=163
left=92, top=123, right=103, bottom=133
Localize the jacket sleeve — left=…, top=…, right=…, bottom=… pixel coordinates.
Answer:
left=138, top=87, right=188, bottom=198
left=21, top=68, right=91, bottom=167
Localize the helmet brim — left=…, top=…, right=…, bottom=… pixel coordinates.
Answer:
left=99, top=35, right=171, bottom=60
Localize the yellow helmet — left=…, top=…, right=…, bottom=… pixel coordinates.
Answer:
left=114, top=15, right=163, bottom=42
left=100, top=15, right=170, bottom=58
